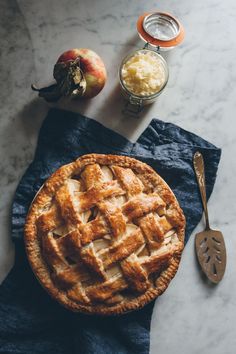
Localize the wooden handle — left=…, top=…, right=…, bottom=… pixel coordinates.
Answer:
left=193, top=151, right=210, bottom=230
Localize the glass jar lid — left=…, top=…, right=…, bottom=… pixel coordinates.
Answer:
left=137, top=12, right=185, bottom=49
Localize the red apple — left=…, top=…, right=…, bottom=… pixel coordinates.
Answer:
left=57, top=48, right=107, bottom=98
left=32, top=48, right=107, bottom=101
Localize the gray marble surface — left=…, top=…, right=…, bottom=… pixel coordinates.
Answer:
left=0, top=0, right=236, bottom=353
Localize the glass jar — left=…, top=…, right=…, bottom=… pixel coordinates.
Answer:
left=119, top=11, right=185, bottom=115
left=119, top=48, right=169, bottom=114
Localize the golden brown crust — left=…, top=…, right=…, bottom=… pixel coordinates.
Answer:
left=24, top=154, right=185, bottom=315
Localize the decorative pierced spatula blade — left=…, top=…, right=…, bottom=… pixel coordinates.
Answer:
left=195, top=229, right=226, bottom=283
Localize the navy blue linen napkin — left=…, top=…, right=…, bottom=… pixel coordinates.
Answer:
left=0, top=108, right=221, bottom=354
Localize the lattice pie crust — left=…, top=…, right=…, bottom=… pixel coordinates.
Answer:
left=25, top=154, right=185, bottom=315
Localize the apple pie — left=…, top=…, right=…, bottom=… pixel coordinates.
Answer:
left=25, top=154, right=185, bottom=315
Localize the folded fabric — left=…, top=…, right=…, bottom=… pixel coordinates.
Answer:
left=0, top=108, right=221, bottom=354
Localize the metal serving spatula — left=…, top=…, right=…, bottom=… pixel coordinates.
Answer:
left=193, top=151, right=226, bottom=283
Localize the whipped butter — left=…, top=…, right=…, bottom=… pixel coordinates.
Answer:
left=121, top=50, right=167, bottom=96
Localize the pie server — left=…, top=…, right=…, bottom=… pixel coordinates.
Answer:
left=193, top=151, right=226, bottom=283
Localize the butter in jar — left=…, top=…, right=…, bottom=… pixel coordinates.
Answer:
left=121, top=50, right=167, bottom=96
left=119, top=12, right=184, bottom=115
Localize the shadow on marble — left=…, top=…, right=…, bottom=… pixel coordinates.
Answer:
left=57, top=82, right=153, bottom=141
left=93, top=83, right=160, bottom=141
left=16, top=98, right=48, bottom=141
left=57, top=94, right=96, bottom=117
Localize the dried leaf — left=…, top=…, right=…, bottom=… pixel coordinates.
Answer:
left=32, top=57, right=86, bottom=102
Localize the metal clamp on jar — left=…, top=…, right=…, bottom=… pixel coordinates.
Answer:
left=119, top=12, right=185, bottom=116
